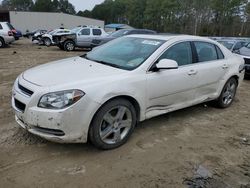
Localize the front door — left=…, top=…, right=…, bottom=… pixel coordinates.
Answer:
left=146, top=42, right=199, bottom=119
left=77, top=28, right=91, bottom=47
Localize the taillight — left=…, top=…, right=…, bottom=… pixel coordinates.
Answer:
left=8, top=31, right=13, bottom=36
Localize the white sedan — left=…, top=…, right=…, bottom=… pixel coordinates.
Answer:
left=12, top=35, right=245, bottom=149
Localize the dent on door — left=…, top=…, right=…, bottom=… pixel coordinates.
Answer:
left=145, top=66, right=198, bottom=119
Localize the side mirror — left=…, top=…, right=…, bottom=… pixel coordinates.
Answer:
left=155, top=59, right=178, bottom=70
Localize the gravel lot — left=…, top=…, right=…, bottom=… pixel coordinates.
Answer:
left=0, top=39, right=250, bottom=188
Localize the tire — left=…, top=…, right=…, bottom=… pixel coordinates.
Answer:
left=89, top=98, right=137, bottom=150
left=215, top=77, right=237, bottom=108
left=44, top=38, right=52, bottom=46
left=0, top=38, right=5, bottom=48
left=64, top=40, right=75, bottom=51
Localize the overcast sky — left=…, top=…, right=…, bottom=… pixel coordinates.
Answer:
left=69, top=0, right=104, bottom=11
left=0, top=0, right=105, bottom=11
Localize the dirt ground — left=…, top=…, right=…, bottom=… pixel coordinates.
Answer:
left=0, top=39, right=249, bottom=188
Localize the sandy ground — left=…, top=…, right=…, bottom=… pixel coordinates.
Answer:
left=0, top=39, right=249, bottom=188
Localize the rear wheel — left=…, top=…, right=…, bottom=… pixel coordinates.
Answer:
left=64, top=40, right=75, bottom=51
left=89, top=98, right=136, bottom=150
left=216, top=78, right=237, bottom=108
left=0, top=38, right=5, bottom=48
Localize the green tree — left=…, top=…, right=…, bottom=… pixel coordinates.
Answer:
left=32, top=0, right=75, bottom=14
left=1, top=0, right=34, bottom=11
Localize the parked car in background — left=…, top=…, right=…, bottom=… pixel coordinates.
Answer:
left=0, top=22, right=15, bottom=48
left=12, top=35, right=244, bottom=149
left=13, top=30, right=22, bottom=40
left=237, top=42, right=250, bottom=78
left=91, top=29, right=157, bottom=47
left=41, top=29, right=71, bottom=46
left=24, top=29, right=47, bottom=39
left=216, top=39, right=247, bottom=53
left=32, top=30, right=48, bottom=43
left=53, top=26, right=108, bottom=51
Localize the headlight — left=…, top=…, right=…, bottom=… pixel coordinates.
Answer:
left=38, top=90, right=85, bottom=109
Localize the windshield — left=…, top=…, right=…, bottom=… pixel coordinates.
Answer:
left=71, top=27, right=81, bottom=33
left=84, top=37, right=164, bottom=70
left=110, top=30, right=130, bottom=37
left=217, top=41, right=235, bottom=50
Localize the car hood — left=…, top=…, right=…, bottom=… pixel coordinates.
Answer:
left=239, top=47, right=250, bottom=57
left=23, top=56, right=127, bottom=87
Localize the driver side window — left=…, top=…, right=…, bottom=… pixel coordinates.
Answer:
left=158, top=42, right=193, bottom=66
left=80, top=29, right=90, bottom=35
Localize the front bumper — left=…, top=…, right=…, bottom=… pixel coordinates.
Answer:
left=12, top=76, right=101, bottom=143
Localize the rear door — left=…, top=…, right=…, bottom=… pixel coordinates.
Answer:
left=193, top=41, right=228, bottom=99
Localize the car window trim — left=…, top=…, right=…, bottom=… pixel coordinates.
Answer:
left=81, top=28, right=90, bottom=35
left=193, top=41, right=225, bottom=63
left=147, top=39, right=226, bottom=73
left=93, top=29, right=102, bottom=36
left=215, top=45, right=225, bottom=59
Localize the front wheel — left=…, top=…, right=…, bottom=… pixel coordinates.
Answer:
left=216, top=78, right=237, bottom=108
left=44, top=38, right=52, bottom=46
left=89, top=99, right=137, bottom=150
left=64, top=40, right=75, bottom=51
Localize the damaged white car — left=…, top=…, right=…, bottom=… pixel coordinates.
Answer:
left=12, top=35, right=245, bottom=149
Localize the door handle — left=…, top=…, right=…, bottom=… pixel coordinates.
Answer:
left=188, top=70, right=198, bottom=75
left=222, top=64, right=229, bottom=69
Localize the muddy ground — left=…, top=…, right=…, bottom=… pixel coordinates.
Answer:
left=0, top=39, right=249, bottom=188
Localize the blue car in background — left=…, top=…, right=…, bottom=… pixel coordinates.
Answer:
left=13, top=30, right=22, bottom=40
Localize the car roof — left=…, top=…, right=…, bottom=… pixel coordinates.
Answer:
left=217, top=39, right=244, bottom=42
left=126, top=34, right=214, bottom=42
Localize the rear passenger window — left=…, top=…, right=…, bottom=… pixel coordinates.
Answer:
left=81, top=29, right=90, bottom=35
left=216, top=46, right=224, bottom=59
left=158, top=42, right=193, bottom=66
left=0, top=24, right=2, bottom=29
left=194, top=42, right=217, bottom=62
left=93, top=29, right=102, bottom=36
left=233, top=42, right=245, bottom=51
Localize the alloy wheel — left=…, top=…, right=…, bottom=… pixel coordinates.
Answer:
left=99, top=106, right=132, bottom=145
left=66, top=42, right=74, bottom=51
left=222, top=79, right=236, bottom=105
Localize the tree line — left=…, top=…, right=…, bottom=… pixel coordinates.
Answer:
left=1, top=0, right=250, bottom=36
left=0, top=0, right=76, bottom=14
left=79, top=0, right=250, bottom=37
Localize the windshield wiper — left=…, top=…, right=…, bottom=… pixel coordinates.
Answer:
left=94, top=60, right=122, bottom=69
left=81, top=54, right=122, bottom=69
